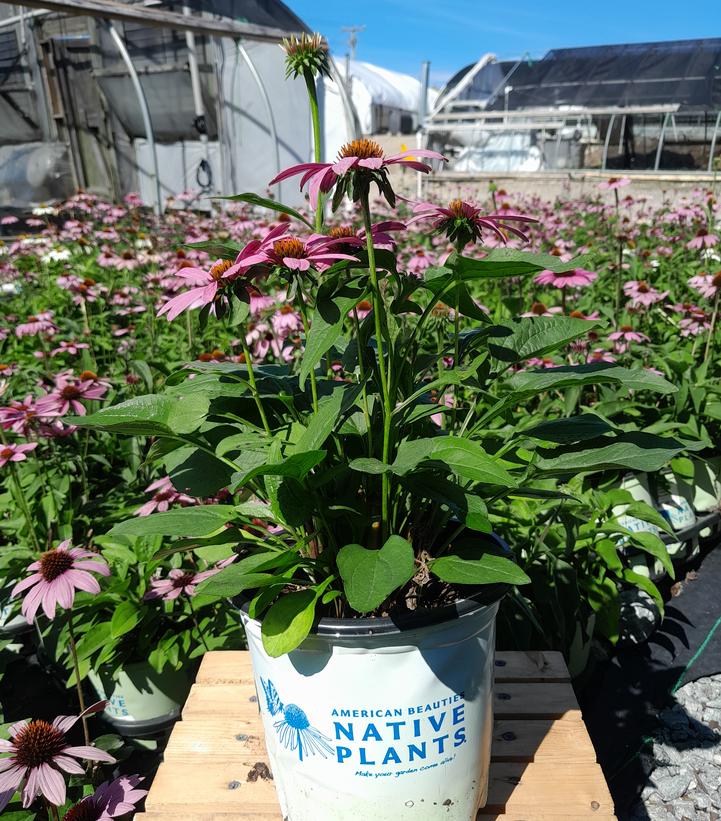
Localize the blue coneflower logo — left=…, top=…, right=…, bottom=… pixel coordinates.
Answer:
left=260, top=678, right=333, bottom=761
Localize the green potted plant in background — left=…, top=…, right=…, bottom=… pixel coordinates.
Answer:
left=74, top=33, right=696, bottom=821
left=39, top=531, right=241, bottom=738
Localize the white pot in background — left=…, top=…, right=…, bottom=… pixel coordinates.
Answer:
left=687, top=460, right=721, bottom=514
left=613, top=473, right=659, bottom=537
left=241, top=590, right=503, bottom=821
left=627, top=553, right=666, bottom=581
left=656, top=470, right=696, bottom=560
left=88, top=661, right=191, bottom=728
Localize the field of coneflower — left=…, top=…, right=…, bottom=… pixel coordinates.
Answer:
left=0, top=178, right=720, bottom=813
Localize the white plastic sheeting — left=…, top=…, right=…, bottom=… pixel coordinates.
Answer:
left=323, top=60, right=438, bottom=162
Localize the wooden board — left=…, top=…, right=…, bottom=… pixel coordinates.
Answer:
left=137, top=650, right=616, bottom=820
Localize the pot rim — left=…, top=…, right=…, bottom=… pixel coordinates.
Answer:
left=236, top=532, right=512, bottom=637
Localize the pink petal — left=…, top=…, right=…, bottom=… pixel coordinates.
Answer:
left=0, top=764, right=24, bottom=792
left=22, top=766, right=39, bottom=808
left=64, top=570, right=100, bottom=595
left=72, top=559, right=110, bottom=576
left=52, top=755, right=85, bottom=775
left=269, top=162, right=326, bottom=186
left=331, top=157, right=358, bottom=175
left=54, top=574, right=75, bottom=610
left=40, top=582, right=59, bottom=620
left=11, top=574, right=42, bottom=596
left=386, top=148, right=447, bottom=162
left=37, top=763, right=66, bottom=806
left=8, top=720, right=28, bottom=737
left=157, top=287, right=209, bottom=321
left=64, top=746, right=116, bottom=764
left=386, top=159, right=433, bottom=173
left=357, top=157, right=384, bottom=170
left=21, top=581, right=47, bottom=622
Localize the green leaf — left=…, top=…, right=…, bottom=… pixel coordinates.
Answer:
left=627, top=531, right=675, bottom=578
left=535, top=433, right=690, bottom=475
left=261, top=589, right=318, bottom=657
left=620, top=501, right=675, bottom=537
left=164, top=446, right=235, bottom=497
left=337, top=536, right=415, bottom=613
left=292, top=386, right=348, bottom=453
left=487, top=317, right=600, bottom=364
left=505, top=363, right=677, bottom=397
left=348, top=457, right=392, bottom=475
left=75, top=622, right=112, bottom=662
left=197, top=569, right=283, bottom=599
left=110, top=602, right=141, bottom=639
left=217, top=192, right=314, bottom=229
left=429, top=553, right=530, bottom=586
left=110, top=506, right=237, bottom=537
left=71, top=393, right=209, bottom=436
left=233, top=450, right=326, bottom=487
left=300, top=286, right=365, bottom=388
left=524, top=414, right=615, bottom=444
left=448, top=249, right=593, bottom=279
left=431, top=438, right=518, bottom=486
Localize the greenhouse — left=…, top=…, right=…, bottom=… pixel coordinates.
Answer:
left=1, top=5, right=721, bottom=821
left=426, top=38, right=721, bottom=174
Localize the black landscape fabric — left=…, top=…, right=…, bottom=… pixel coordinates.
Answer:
left=581, top=541, right=721, bottom=816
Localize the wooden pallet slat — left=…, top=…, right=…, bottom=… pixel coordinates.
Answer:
left=142, top=651, right=616, bottom=820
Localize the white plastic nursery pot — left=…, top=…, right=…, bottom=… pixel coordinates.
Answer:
left=239, top=582, right=507, bottom=821
left=656, top=471, right=696, bottom=532
left=88, top=661, right=191, bottom=733
left=613, top=473, right=659, bottom=536
left=688, top=460, right=721, bottom=514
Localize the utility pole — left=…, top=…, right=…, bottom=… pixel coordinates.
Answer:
left=341, top=24, right=365, bottom=60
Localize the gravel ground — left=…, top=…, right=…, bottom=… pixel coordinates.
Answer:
left=628, top=675, right=721, bottom=820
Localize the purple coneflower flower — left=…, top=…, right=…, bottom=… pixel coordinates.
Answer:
left=406, top=198, right=536, bottom=245
left=158, top=226, right=286, bottom=321
left=63, top=774, right=147, bottom=821
left=688, top=271, right=721, bottom=299
left=327, top=220, right=406, bottom=251
left=608, top=326, right=649, bottom=344
left=534, top=268, right=597, bottom=289
left=588, top=348, right=617, bottom=364
left=687, top=229, right=719, bottom=250
left=0, top=442, right=37, bottom=467
left=521, top=302, right=563, bottom=318
left=144, top=565, right=227, bottom=601
left=623, top=280, right=669, bottom=307
left=0, top=703, right=114, bottom=811
left=598, top=177, right=631, bottom=190
left=135, top=476, right=195, bottom=517
left=15, top=312, right=56, bottom=338
left=12, top=540, right=110, bottom=622
left=270, top=139, right=445, bottom=208
left=679, top=310, right=711, bottom=337
left=264, top=235, right=357, bottom=273
left=42, top=372, right=109, bottom=416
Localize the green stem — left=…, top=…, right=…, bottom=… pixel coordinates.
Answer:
left=185, top=310, right=194, bottom=359
left=705, top=290, right=720, bottom=362
left=8, top=461, right=41, bottom=552
left=360, top=189, right=392, bottom=539
left=296, top=286, right=319, bottom=413
left=188, top=597, right=210, bottom=652
left=304, top=70, right=324, bottom=233
left=239, top=338, right=272, bottom=435
left=352, top=308, right=374, bottom=456
left=67, top=610, right=91, bottom=748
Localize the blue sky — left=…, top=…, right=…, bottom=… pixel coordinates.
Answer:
left=290, top=0, right=721, bottom=86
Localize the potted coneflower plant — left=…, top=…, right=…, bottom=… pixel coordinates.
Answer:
left=74, top=33, right=692, bottom=821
